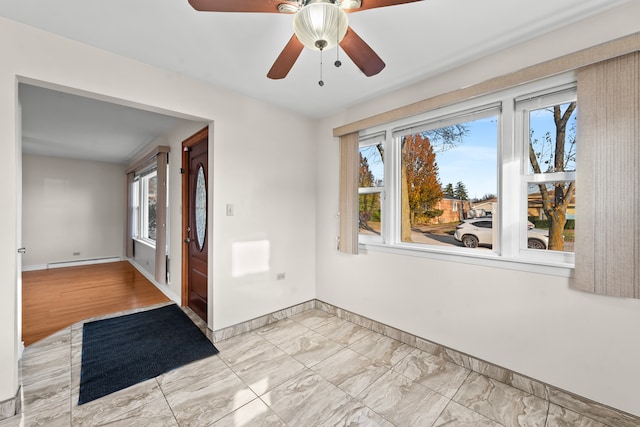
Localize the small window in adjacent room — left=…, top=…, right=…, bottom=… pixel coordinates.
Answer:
left=132, top=168, right=158, bottom=245
left=144, top=171, right=158, bottom=241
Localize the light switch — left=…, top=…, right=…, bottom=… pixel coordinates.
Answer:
left=226, top=204, right=234, bottom=216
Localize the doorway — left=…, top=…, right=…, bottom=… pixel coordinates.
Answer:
left=181, top=127, right=209, bottom=322
left=18, top=82, right=206, bottom=343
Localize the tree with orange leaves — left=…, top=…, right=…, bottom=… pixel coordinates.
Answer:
left=401, top=133, right=444, bottom=240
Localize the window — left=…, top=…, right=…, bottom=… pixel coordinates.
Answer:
left=517, top=86, right=576, bottom=262
left=132, top=169, right=158, bottom=245
left=357, top=76, right=577, bottom=268
left=358, top=133, right=385, bottom=243
left=394, top=107, right=498, bottom=249
left=125, top=146, right=170, bottom=283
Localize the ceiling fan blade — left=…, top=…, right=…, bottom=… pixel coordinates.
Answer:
left=189, top=0, right=296, bottom=13
left=267, top=34, right=304, bottom=79
left=339, top=27, right=385, bottom=77
left=346, top=0, right=420, bottom=13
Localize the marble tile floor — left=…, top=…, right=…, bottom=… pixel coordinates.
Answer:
left=0, top=306, right=619, bottom=427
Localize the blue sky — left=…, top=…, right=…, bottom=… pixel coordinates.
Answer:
left=435, top=116, right=497, bottom=200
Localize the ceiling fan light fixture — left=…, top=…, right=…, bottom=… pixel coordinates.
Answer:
left=293, top=0, right=348, bottom=51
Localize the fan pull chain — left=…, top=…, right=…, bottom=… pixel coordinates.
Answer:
left=319, top=49, right=324, bottom=87
left=335, top=13, right=342, bottom=68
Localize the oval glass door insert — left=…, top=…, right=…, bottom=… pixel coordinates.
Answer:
left=195, top=165, right=207, bottom=251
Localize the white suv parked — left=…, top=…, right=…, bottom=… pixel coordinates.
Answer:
left=453, top=218, right=549, bottom=249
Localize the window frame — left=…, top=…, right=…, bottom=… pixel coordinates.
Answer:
left=515, top=85, right=576, bottom=265
left=392, top=103, right=501, bottom=251
left=132, top=167, right=158, bottom=247
left=358, top=132, right=386, bottom=245
left=356, top=72, right=577, bottom=275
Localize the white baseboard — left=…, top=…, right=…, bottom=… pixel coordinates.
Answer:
left=22, top=264, right=47, bottom=272
left=22, top=257, right=122, bottom=272
left=126, top=259, right=180, bottom=304
left=47, top=257, right=122, bottom=269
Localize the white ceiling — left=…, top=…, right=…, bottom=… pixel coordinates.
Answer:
left=19, top=84, right=189, bottom=163
left=2, top=0, right=629, bottom=162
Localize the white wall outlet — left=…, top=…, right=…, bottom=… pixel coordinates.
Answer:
left=276, top=272, right=286, bottom=280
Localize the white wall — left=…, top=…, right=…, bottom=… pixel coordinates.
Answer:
left=316, top=2, right=640, bottom=418
left=209, top=112, right=317, bottom=328
left=132, top=241, right=155, bottom=277
left=0, top=17, right=316, bottom=403
left=21, top=155, right=125, bottom=268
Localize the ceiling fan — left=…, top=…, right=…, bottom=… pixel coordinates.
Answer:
left=188, top=0, right=419, bottom=80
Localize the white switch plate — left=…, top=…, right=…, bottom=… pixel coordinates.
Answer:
left=226, top=204, right=233, bottom=216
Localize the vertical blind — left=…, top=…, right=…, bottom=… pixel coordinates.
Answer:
left=574, top=51, right=640, bottom=299
left=338, top=132, right=359, bottom=254
left=154, top=153, right=168, bottom=284
left=125, top=172, right=135, bottom=259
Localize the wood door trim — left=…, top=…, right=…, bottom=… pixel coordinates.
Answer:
left=181, top=126, right=209, bottom=307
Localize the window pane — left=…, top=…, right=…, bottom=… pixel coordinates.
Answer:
left=527, top=181, right=575, bottom=252
left=529, top=102, right=577, bottom=174
left=359, top=193, right=381, bottom=236
left=132, top=180, right=140, bottom=238
left=147, top=174, right=157, bottom=241
left=359, top=144, right=384, bottom=187
left=400, top=115, right=498, bottom=248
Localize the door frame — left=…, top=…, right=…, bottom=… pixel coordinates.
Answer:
left=181, top=126, right=209, bottom=308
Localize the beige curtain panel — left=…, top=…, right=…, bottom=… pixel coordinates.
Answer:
left=125, top=172, right=135, bottom=259
left=154, top=152, right=168, bottom=284
left=574, top=51, right=640, bottom=299
left=338, top=132, right=360, bottom=255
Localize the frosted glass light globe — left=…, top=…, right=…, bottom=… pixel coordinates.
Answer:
left=293, top=1, right=348, bottom=51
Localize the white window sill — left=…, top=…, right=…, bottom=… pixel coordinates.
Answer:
left=133, top=238, right=156, bottom=250
left=359, top=241, right=574, bottom=278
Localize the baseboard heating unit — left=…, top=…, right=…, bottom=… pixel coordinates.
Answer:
left=23, top=257, right=121, bottom=272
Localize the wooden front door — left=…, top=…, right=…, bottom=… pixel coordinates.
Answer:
left=182, top=127, right=208, bottom=322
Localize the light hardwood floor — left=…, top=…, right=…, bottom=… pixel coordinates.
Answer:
left=22, top=261, right=170, bottom=346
